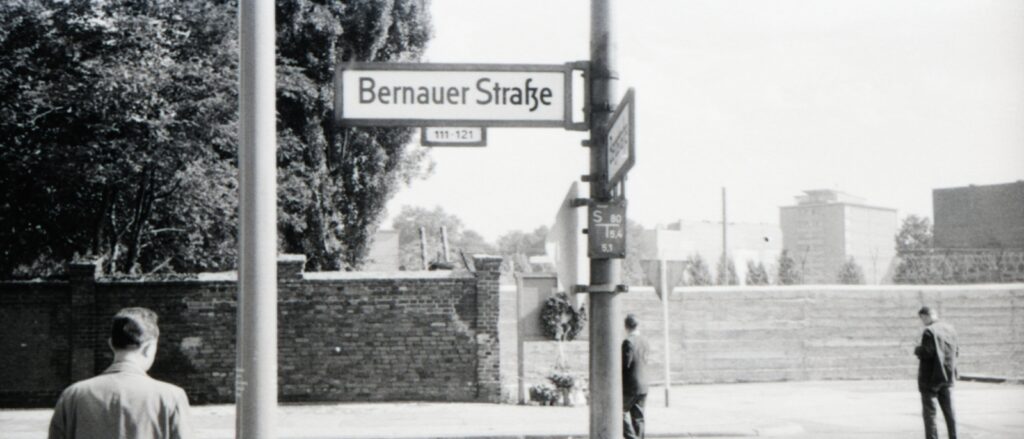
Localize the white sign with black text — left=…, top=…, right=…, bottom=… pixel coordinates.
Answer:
left=337, top=63, right=573, bottom=128
left=605, top=88, right=636, bottom=186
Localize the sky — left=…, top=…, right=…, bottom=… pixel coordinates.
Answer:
left=382, top=0, right=1024, bottom=242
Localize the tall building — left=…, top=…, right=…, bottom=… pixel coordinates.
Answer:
left=933, top=181, right=1024, bottom=249
left=780, top=190, right=897, bottom=284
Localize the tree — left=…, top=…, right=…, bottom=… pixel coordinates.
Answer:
left=895, top=215, right=933, bottom=254
left=276, top=0, right=433, bottom=270
left=622, top=220, right=651, bottom=286
left=0, top=0, right=433, bottom=277
left=685, top=254, right=712, bottom=286
left=715, top=256, right=738, bottom=285
left=391, top=205, right=492, bottom=270
left=777, top=250, right=803, bottom=285
left=0, top=0, right=239, bottom=276
left=893, top=215, right=936, bottom=284
left=497, top=226, right=548, bottom=272
left=837, top=257, right=865, bottom=284
left=745, top=260, right=770, bottom=285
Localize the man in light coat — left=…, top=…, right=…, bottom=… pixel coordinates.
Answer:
left=49, top=307, right=193, bottom=439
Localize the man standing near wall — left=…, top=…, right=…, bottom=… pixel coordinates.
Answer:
left=48, top=307, right=194, bottom=439
left=622, top=314, right=650, bottom=439
left=914, top=306, right=959, bottom=439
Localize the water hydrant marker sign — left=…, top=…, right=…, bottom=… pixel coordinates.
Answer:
left=337, top=63, right=572, bottom=128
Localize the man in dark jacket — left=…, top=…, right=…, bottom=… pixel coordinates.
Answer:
left=622, top=314, right=650, bottom=439
left=914, top=306, right=959, bottom=439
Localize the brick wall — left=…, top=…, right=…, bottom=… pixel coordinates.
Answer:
left=0, top=255, right=502, bottom=407
left=0, top=281, right=70, bottom=406
left=512, top=284, right=1024, bottom=395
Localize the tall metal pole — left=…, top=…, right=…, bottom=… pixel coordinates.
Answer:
left=237, top=0, right=277, bottom=438
left=659, top=259, right=671, bottom=407
left=590, top=1, right=622, bottom=438
left=722, top=187, right=727, bottom=282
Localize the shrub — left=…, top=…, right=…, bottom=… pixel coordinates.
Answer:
left=547, top=372, right=576, bottom=390
left=529, top=385, right=559, bottom=406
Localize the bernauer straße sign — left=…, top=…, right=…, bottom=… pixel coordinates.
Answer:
left=335, top=63, right=584, bottom=129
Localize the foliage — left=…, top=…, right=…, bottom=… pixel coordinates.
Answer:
left=776, top=250, right=803, bottom=285
left=836, top=257, right=865, bottom=284
left=622, top=220, right=650, bottom=286
left=715, top=256, right=738, bottom=285
left=685, top=254, right=713, bottom=286
left=276, top=0, right=433, bottom=270
left=0, top=0, right=239, bottom=276
left=547, top=372, right=576, bottom=390
left=540, top=293, right=587, bottom=342
left=894, top=250, right=1016, bottom=284
left=893, top=215, right=936, bottom=283
left=529, top=384, right=559, bottom=406
left=0, top=0, right=434, bottom=277
left=390, top=205, right=493, bottom=270
left=496, top=226, right=548, bottom=273
left=745, top=260, right=770, bottom=285
left=895, top=215, right=933, bottom=254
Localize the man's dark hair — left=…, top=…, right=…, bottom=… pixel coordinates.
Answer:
left=111, top=307, right=160, bottom=349
left=918, top=306, right=934, bottom=317
left=625, top=314, right=639, bottom=330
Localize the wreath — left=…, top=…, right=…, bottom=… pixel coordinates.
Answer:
left=540, top=293, right=587, bottom=342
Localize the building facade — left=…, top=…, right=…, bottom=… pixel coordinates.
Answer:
left=933, top=181, right=1024, bottom=249
left=780, top=190, right=897, bottom=284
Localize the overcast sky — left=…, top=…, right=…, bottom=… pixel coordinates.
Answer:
left=382, top=0, right=1024, bottom=241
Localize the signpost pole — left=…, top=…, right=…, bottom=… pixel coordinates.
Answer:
left=659, top=259, right=671, bottom=407
left=237, top=0, right=277, bottom=437
left=589, top=0, right=622, bottom=438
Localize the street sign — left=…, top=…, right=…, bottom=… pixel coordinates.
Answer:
left=605, top=88, right=635, bottom=186
left=421, top=127, right=486, bottom=147
left=588, top=198, right=627, bottom=259
left=336, top=63, right=581, bottom=128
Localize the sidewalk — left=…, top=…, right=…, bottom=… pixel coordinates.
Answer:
left=3, top=380, right=1022, bottom=438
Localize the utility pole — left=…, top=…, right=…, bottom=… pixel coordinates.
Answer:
left=722, top=187, right=728, bottom=282
left=419, top=227, right=429, bottom=270
left=659, top=259, right=671, bottom=407
left=589, top=1, right=623, bottom=438
left=440, top=226, right=450, bottom=263
left=237, top=0, right=277, bottom=437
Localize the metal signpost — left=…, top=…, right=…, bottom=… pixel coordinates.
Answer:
left=237, top=0, right=277, bottom=438
left=333, top=1, right=632, bottom=437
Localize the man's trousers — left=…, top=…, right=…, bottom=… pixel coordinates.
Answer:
left=921, top=385, right=956, bottom=439
left=623, top=393, right=647, bottom=439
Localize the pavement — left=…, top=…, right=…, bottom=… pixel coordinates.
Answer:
left=3, top=380, right=1022, bottom=438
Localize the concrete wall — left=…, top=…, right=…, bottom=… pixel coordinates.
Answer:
left=0, top=255, right=503, bottom=408
left=512, top=284, right=1024, bottom=394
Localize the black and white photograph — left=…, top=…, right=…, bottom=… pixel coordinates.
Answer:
left=1, top=0, right=1022, bottom=438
